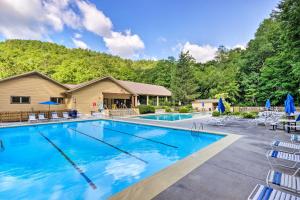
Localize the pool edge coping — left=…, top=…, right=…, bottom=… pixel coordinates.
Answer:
left=127, top=112, right=211, bottom=123
left=109, top=133, right=241, bottom=200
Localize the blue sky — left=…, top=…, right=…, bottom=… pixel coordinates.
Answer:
left=0, top=0, right=280, bottom=62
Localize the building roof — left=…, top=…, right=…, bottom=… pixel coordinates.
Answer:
left=0, top=71, right=70, bottom=89
left=193, top=99, right=219, bottom=103
left=65, top=77, right=137, bottom=94
left=1, top=71, right=172, bottom=96
left=66, top=77, right=171, bottom=96
left=117, top=80, right=172, bottom=96
left=63, top=84, right=78, bottom=89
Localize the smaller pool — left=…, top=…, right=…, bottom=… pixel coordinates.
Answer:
left=137, top=113, right=203, bottom=121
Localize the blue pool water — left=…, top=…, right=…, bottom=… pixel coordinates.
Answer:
left=138, top=113, right=199, bottom=121
left=0, top=120, right=224, bottom=199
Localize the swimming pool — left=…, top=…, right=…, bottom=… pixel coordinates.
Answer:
left=0, top=120, right=224, bottom=199
left=137, top=113, right=207, bottom=121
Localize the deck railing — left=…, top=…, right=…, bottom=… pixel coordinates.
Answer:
left=0, top=110, right=70, bottom=122
left=236, top=106, right=300, bottom=112
left=108, top=108, right=139, bottom=117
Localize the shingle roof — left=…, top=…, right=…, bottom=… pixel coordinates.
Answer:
left=65, top=77, right=137, bottom=94
left=65, top=76, right=171, bottom=96
left=1, top=71, right=172, bottom=96
left=63, top=84, right=78, bottom=89
left=117, top=80, right=171, bottom=96
left=0, top=71, right=70, bottom=89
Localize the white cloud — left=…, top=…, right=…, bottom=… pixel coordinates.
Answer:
left=103, top=30, right=144, bottom=58
left=0, top=0, right=144, bottom=58
left=72, top=38, right=89, bottom=49
left=76, top=0, right=112, bottom=37
left=232, top=44, right=246, bottom=50
left=0, top=0, right=80, bottom=39
left=157, top=36, right=167, bottom=43
left=74, top=33, right=82, bottom=39
left=182, top=42, right=217, bottom=63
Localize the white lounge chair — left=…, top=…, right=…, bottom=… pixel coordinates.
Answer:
left=266, top=169, right=300, bottom=193
left=51, top=112, right=61, bottom=120
left=38, top=113, right=48, bottom=121
left=62, top=112, right=70, bottom=119
left=248, top=184, right=300, bottom=200
left=279, top=115, right=300, bottom=124
left=272, top=141, right=300, bottom=154
left=267, top=150, right=300, bottom=170
left=91, top=112, right=103, bottom=118
left=28, top=113, right=37, bottom=123
left=291, top=135, right=300, bottom=143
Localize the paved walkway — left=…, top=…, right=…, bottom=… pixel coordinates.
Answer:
left=120, top=116, right=298, bottom=200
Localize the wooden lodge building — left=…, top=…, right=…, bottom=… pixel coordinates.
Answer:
left=0, top=71, right=171, bottom=116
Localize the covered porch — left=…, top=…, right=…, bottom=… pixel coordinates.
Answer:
left=138, top=95, right=169, bottom=106
left=103, top=93, right=138, bottom=109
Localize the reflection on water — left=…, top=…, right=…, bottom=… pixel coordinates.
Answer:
left=0, top=120, right=223, bottom=199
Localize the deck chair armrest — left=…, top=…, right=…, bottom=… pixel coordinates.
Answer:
left=266, top=170, right=272, bottom=186
left=248, top=184, right=261, bottom=200
left=266, top=150, right=272, bottom=157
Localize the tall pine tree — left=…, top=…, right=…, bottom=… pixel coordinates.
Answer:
left=171, top=51, right=198, bottom=104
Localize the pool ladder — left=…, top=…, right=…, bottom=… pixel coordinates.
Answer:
left=0, top=139, right=4, bottom=152
left=191, top=122, right=204, bottom=133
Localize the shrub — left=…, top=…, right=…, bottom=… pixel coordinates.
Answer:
left=212, top=111, right=221, bottom=117
left=138, top=105, right=155, bottom=114
left=231, top=111, right=241, bottom=116
left=185, top=104, right=193, bottom=110
left=165, top=107, right=172, bottom=112
left=241, top=112, right=257, bottom=119
left=224, top=101, right=231, bottom=112
left=178, top=106, right=190, bottom=113
left=250, top=111, right=259, bottom=116
left=223, top=110, right=231, bottom=115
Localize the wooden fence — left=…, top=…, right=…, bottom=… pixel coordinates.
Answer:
left=0, top=110, right=70, bottom=122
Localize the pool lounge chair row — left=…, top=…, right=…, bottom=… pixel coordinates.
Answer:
left=248, top=134, right=300, bottom=199
left=28, top=112, right=70, bottom=123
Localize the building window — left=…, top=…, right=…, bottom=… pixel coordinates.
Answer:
left=11, top=96, right=30, bottom=104
left=50, top=97, right=64, bottom=104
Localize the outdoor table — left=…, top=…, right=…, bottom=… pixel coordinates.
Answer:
left=286, top=114, right=296, bottom=120
left=279, top=119, right=297, bottom=133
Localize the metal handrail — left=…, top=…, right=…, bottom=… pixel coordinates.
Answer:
left=191, top=122, right=204, bottom=133
left=0, top=140, right=4, bottom=152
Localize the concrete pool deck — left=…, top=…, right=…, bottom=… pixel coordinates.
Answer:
left=115, top=116, right=299, bottom=200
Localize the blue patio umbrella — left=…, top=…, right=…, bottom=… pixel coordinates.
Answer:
left=39, top=101, right=59, bottom=113
left=265, top=99, right=271, bottom=110
left=218, top=98, right=225, bottom=113
left=284, top=94, right=296, bottom=116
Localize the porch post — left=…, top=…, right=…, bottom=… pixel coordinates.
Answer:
left=146, top=96, right=149, bottom=105
left=131, top=96, right=135, bottom=107
left=165, top=96, right=168, bottom=102
left=157, top=96, right=159, bottom=106
left=133, top=96, right=138, bottom=107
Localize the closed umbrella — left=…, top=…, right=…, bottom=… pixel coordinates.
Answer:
left=218, top=98, right=225, bottom=113
left=265, top=99, right=271, bottom=110
left=284, top=94, right=296, bottom=116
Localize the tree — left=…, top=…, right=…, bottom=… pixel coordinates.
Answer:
left=171, top=51, right=198, bottom=104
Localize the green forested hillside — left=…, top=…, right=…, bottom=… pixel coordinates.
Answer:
left=0, top=40, right=156, bottom=84
left=0, top=0, right=299, bottom=106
